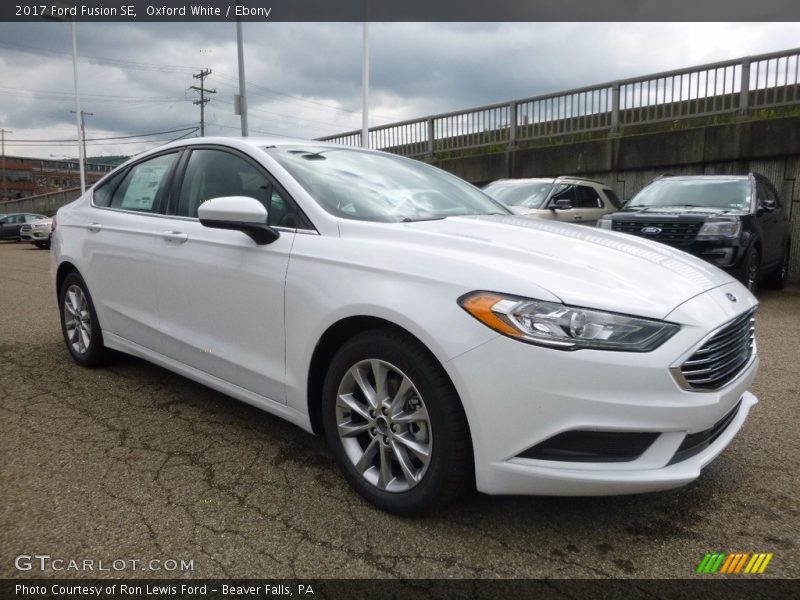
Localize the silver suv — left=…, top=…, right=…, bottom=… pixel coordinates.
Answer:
left=483, top=176, right=622, bottom=226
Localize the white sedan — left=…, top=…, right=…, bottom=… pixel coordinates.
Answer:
left=52, top=137, right=758, bottom=515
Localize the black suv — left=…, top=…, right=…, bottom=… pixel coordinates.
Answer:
left=597, top=174, right=791, bottom=291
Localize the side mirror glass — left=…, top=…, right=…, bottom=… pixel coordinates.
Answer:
left=198, top=196, right=279, bottom=244
left=761, top=198, right=777, bottom=212
left=552, top=198, right=573, bottom=210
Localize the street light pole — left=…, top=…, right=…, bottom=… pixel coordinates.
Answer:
left=236, top=4, right=248, bottom=137
left=361, top=19, right=369, bottom=148
left=70, top=20, right=85, bottom=193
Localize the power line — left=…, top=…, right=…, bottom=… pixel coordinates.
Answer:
left=214, top=72, right=396, bottom=121
left=7, top=126, right=200, bottom=144
left=0, top=85, right=189, bottom=104
left=0, top=40, right=200, bottom=73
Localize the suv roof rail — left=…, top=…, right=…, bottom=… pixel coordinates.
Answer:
left=553, top=175, right=609, bottom=186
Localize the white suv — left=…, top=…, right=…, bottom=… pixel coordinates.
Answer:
left=483, top=177, right=621, bottom=226
left=52, top=137, right=758, bottom=515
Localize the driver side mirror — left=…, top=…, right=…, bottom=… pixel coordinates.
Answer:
left=198, top=196, right=279, bottom=245
left=551, top=198, right=573, bottom=210
left=760, top=198, right=777, bottom=212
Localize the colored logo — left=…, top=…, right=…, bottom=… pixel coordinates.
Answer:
left=641, top=226, right=662, bottom=234
left=696, top=552, right=773, bottom=574
left=725, top=292, right=738, bottom=302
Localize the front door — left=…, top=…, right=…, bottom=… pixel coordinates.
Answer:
left=152, top=147, right=305, bottom=403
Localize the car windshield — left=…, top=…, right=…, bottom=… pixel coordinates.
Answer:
left=627, top=179, right=751, bottom=211
left=265, top=146, right=510, bottom=222
left=482, top=181, right=554, bottom=209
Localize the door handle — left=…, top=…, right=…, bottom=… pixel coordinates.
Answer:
left=160, top=230, right=188, bottom=244
left=573, top=215, right=584, bottom=221
left=87, top=222, right=102, bottom=232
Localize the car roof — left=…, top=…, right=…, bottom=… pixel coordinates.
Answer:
left=486, top=176, right=608, bottom=186
left=656, top=174, right=751, bottom=181
left=159, top=135, right=352, bottom=152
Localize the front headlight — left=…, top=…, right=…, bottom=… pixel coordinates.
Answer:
left=597, top=218, right=613, bottom=230
left=697, top=218, right=741, bottom=239
left=459, top=292, right=680, bottom=352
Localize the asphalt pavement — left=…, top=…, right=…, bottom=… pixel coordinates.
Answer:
left=1, top=241, right=798, bottom=579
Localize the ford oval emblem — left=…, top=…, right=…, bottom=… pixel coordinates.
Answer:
left=725, top=292, right=738, bottom=302
left=641, top=226, right=661, bottom=234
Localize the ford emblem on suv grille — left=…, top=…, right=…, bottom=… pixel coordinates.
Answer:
left=641, top=226, right=662, bottom=234
left=726, top=292, right=738, bottom=302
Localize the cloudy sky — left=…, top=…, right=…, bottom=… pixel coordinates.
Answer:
left=0, top=21, right=799, bottom=159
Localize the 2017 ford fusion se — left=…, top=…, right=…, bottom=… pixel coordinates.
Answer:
left=52, top=138, right=758, bottom=515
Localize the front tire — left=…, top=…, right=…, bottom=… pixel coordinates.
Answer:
left=321, top=329, right=471, bottom=515
left=737, top=245, right=761, bottom=293
left=59, top=272, right=111, bottom=367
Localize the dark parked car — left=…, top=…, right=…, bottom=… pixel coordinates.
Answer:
left=597, top=174, right=791, bottom=291
left=0, top=213, right=47, bottom=241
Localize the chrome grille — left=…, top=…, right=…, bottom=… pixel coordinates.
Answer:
left=680, top=309, right=756, bottom=390
left=612, top=220, right=702, bottom=247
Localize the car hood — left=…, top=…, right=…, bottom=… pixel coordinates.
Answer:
left=341, top=214, right=737, bottom=320
left=616, top=206, right=748, bottom=217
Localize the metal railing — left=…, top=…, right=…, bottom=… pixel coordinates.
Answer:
left=319, top=48, right=800, bottom=158
left=0, top=187, right=81, bottom=216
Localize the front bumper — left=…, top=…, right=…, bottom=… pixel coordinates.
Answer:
left=21, top=229, right=51, bottom=242
left=444, top=281, right=758, bottom=496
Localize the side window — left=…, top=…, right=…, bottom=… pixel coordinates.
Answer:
left=109, top=153, right=178, bottom=213
left=549, top=184, right=576, bottom=206
left=603, top=188, right=622, bottom=209
left=575, top=186, right=603, bottom=209
left=93, top=169, right=128, bottom=207
left=177, top=148, right=306, bottom=228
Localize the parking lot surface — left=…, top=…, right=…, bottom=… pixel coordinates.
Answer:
left=1, top=241, right=798, bottom=579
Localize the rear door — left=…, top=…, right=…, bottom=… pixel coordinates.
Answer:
left=572, top=185, right=607, bottom=225
left=81, top=151, right=182, bottom=348
left=0, top=214, right=24, bottom=239
left=152, top=146, right=306, bottom=403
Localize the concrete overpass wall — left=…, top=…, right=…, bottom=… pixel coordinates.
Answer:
left=433, top=116, right=800, bottom=282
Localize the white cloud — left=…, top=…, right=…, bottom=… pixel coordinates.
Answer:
left=0, top=21, right=798, bottom=158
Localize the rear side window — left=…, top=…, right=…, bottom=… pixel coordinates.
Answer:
left=603, top=188, right=622, bottom=209
left=575, top=186, right=603, bottom=208
left=93, top=169, right=127, bottom=207
left=109, top=153, right=178, bottom=213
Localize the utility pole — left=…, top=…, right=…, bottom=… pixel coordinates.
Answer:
left=190, top=69, right=216, bottom=136
left=0, top=128, right=11, bottom=201
left=70, top=110, right=93, bottom=166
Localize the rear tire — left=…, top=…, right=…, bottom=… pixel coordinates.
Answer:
left=321, top=329, right=472, bottom=515
left=763, top=243, right=790, bottom=290
left=59, top=272, right=111, bottom=367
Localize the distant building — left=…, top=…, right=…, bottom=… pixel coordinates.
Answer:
left=0, top=156, right=115, bottom=201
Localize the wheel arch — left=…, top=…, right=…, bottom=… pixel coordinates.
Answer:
left=55, top=260, right=81, bottom=301
left=305, top=316, right=469, bottom=444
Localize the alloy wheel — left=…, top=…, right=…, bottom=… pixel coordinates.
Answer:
left=63, top=284, right=92, bottom=355
left=335, top=359, right=432, bottom=492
